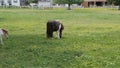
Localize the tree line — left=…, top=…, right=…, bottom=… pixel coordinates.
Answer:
left=16, top=0, right=120, bottom=10
left=107, top=0, right=120, bottom=10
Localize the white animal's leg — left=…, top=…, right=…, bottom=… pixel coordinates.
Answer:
left=57, top=24, right=62, bottom=38
left=0, top=36, right=3, bottom=45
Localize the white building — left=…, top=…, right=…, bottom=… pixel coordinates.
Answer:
left=38, top=0, right=53, bottom=9
left=0, top=0, right=20, bottom=7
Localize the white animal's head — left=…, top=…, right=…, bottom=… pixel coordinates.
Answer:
left=1, top=29, right=9, bottom=39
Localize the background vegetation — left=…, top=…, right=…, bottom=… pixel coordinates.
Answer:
left=0, top=8, right=120, bottom=68
left=53, top=0, right=83, bottom=10
left=107, top=0, right=120, bottom=10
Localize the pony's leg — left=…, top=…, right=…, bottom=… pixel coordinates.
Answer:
left=57, top=24, right=62, bottom=38
left=57, top=31, right=60, bottom=38
left=56, top=31, right=59, bottom=38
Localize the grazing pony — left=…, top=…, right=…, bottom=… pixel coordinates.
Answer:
left=46, top=20, right=64, bottom=38
left=0, top=29, right=8, bottom=45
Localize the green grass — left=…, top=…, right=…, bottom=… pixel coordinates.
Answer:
left=0, top=8, right=120, bottom=68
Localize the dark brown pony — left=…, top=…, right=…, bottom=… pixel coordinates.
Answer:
left=46, top=20, right=64, bottom=38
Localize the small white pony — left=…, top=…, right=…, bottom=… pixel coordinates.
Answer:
left=0, top=28, right=8, bottom=45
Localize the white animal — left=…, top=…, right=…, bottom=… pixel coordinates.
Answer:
left=0, top=29, right=8, bottom=45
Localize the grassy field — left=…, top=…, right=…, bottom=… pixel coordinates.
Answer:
left=0, top=8, right=120, bottom=68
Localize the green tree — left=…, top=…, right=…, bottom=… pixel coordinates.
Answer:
left=54, top=0, right=83, bottom=10
left=107, top=0, right=120, bottom=10
left=26, top=0, right=34, bottom=4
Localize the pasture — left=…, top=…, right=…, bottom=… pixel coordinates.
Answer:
left=0, top=8, right=120, bottom=68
